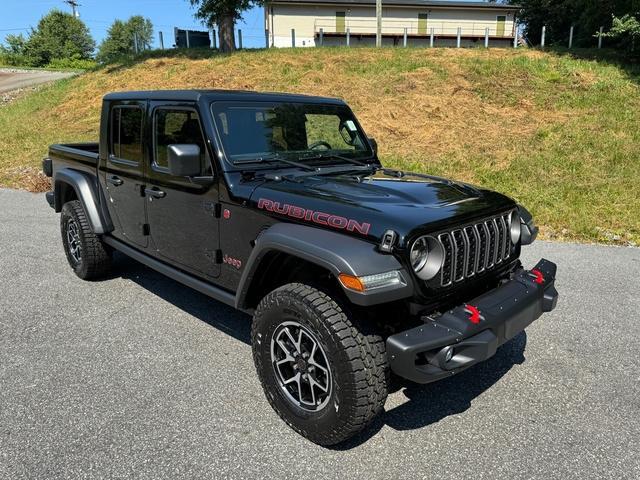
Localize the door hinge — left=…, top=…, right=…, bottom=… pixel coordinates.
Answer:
left=142, top=223, right=150, bottom=236
left=215, top=249, right=223, bottom=264
left=214, top=203, right=222, bottom=218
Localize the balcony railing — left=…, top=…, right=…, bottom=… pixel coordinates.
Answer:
left=313, top=18, right=514, bottom=37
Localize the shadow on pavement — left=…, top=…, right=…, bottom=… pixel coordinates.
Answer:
left=111, top=253, right=251, bottom=345
left=335, top=332, right=527, bottom=449
left=109, top=253, right=527, bottom=450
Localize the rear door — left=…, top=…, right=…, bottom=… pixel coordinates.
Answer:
left=145, top=102, right=220, bottom=279
left=104, top=102, right=148, bottom=248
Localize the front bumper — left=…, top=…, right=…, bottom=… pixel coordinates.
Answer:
left=386, top=258, right=558, bottom=384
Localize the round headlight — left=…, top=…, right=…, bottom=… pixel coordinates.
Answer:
left=410, top=235, right=444, bottom=281
left=410, top=236, right=429, bottom=272
left=510, top=211, right=522, bottom=244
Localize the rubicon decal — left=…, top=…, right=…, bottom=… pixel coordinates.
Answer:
left=257, top=198, right=371, bottom=235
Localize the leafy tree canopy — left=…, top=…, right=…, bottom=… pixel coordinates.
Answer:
left=96, top=16, right=154, bottom=63
left=1, top=10, right=94, bottom=67
left=188, top=0, right=263, bottom=52
left=511, top=0, right=640, bottom=47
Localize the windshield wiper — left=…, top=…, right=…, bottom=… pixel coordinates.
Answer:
left=235, top=153, right=317, bottom=171
left=299, top=152, right=376, bottom=168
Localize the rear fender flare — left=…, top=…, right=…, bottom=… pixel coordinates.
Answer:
left=54, top=169, right=112, bottom=235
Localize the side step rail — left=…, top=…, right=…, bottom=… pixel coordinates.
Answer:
left=103, top=236, right=245, bottom=312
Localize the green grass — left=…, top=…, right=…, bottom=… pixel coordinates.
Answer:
left=0, top=47, right=638, bottom=244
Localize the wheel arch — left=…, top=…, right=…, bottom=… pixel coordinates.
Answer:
left=235, top=223, right=414, bottom=310
left=54, top=169, right=113, bottom=235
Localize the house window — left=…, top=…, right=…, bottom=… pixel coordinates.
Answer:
left=336, top=11, right=346, bottom=34
left=418, top=13, right=428, bottom=35
left=496, top=15, right=506, bottom=36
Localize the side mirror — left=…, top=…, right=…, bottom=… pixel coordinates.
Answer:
left=167, top=144, right=201, bottom=177
left=339, top=120, right=358, bottom=146
left=368, top=137, right=378, bottom=156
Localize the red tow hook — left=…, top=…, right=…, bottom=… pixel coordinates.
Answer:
left=530, top=268, right=545, bottom=284
left=464, top=304, right=482, bottom=324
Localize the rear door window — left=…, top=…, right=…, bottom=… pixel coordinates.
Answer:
left=110, top=106, right=143, bottom=162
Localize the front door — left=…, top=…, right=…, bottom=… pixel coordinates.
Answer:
left=418, top=13, right=428, bottom=35
left=336, top=11, right=346, bottom=34
left=104, top=102, right=148, bottom=248
left=497, top=16, right=506, bottom=37
left=145, top=103, right=220, bottom=279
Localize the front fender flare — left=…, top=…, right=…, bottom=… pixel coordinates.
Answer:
left=54, top=169, right=112, bottom=235
left=235, top=223, right=414, bottom=309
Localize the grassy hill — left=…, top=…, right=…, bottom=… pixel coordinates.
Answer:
left=1, top=47, right=638, bottom=244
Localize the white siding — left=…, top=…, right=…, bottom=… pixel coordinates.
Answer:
left=267, top=3, right=516, bottom=48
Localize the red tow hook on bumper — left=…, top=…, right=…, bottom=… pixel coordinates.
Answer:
left=530, top=268, right=544, bottom=284
left=385, top=258, right=559, bottom=384
left=464, top=304, right=483, bottom=324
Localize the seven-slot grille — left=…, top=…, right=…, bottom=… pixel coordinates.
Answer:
left=437, top=211, right=515, bottom=287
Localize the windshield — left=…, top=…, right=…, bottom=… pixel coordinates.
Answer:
left=211, top=101, right=373, bottom=165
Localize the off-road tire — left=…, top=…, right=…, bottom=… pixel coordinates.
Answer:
left=251, top=283, right=389, bottom=446
left=60, top=200, right=112, bottom=280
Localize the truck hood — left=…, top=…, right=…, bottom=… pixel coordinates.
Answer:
left=247, top=173, right=517, bottom=245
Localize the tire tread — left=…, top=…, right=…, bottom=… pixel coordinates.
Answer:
left=252, top=282, right=388, bottom=446
left=61, top=200, right=112, bottom=280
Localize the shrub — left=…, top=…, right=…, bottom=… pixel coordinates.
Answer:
left=47, top=57, right=97, bottom=70
left=602, top=13, right=640, bottom=54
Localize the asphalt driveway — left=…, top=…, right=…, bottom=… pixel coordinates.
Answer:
left=0, top=69, right=76, bottom=94
left=0, top=188, right=639, bottom=479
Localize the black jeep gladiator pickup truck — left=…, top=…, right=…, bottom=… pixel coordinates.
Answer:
left=43, top=90, right=558, bottom=446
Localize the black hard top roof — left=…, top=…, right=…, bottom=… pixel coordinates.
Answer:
left=103, top=89, right=346, bottom=105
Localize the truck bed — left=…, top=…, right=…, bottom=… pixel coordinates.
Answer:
left=47, top=143, right=100, bottom=179
left=49, top=143, right=99, bottom=164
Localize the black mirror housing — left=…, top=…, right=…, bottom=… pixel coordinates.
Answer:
left=167, top=144, right=201, bottom=177
left=368, top=137, right=378, bottom=156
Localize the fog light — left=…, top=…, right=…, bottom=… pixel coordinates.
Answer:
left=444, top=346, right=454, bottom=363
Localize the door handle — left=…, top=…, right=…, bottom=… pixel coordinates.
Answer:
left=144, top=188, right=166, bottom=199
left=108, top=176, right=123, bottom=186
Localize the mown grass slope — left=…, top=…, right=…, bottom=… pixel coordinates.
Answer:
left=1, top=47, right=638, bottom=244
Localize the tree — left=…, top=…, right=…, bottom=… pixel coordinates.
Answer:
left=96, top=16, right=154, bottom=63
left=511, top=0, right=640, bottom=47
left=22, top=10, right=95, bottom=66
left=1, top=33, right=27, bottom=55
left=187, top=0, right=262, bottom=52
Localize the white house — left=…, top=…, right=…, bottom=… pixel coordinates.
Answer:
left=265, top=0, right=519, bottom=48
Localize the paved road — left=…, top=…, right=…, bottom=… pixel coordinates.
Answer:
left=0, top=188, right=639, bottom=479
left=0, top=69, right=76, bottom=94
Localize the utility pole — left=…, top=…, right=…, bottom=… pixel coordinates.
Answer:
left=375, top=0, right=382, bottom=47
left=63, top=0, right=80, bottom=17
